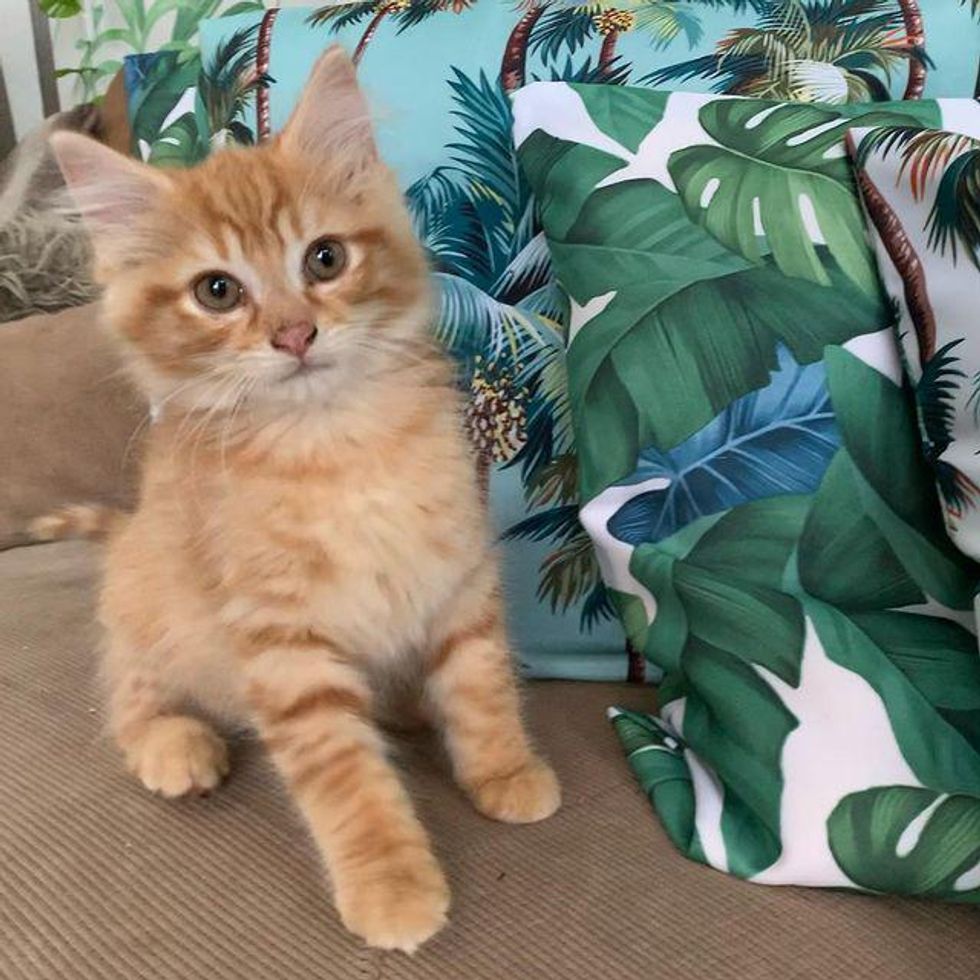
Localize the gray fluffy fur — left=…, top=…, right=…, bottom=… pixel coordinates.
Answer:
left=0, top=104, right=101, bottom=323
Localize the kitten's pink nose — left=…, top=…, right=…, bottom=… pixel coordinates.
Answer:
left=271, top=321, right=318, bottom=359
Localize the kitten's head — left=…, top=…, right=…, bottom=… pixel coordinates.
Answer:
left=52, top=47, right=430, bottom=412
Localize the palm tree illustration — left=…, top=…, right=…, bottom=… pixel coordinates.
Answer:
left=408, top=70, right=564, bottom=487
left=466, top=355, right=530, bottom=499
left=916, top=136, right=980, bottom=271
left=850, top=129, right=936, bottom=358
left=854, top=126, right=980, bottom=517
left=406, top=69, right=612, bottom=625
left=309, top=0, right=475, bottom=65
left=539, top=1, right=706, bottom=81
left=646, top=0, right=928, bottom=103
left=502, top=1, right=549, bottom=92
left=502, top=0, right=763, bottom=92
left=594, top=9, right=634, bottom=73
left=859, top=166, right=936, bottom=355
left=255, top=8, right=279, bottom=141
left=898, top=0, right=926, bottom=98
left=198, top=23, right=269, bottom=148
left=916, top=340, right=980, bottom=521
left=853, top=127, right=980, bottom=360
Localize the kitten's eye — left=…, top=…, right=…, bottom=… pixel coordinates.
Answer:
left=304, top=238, right=347, bottom=283
left=193, top=273, right=243, bottom=312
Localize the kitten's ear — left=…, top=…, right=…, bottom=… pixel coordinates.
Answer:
left=279, top=46, right=377, bottom=168
left=50, top=132, right=169, bottom=245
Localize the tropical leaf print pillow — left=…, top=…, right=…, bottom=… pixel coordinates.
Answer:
left=514, top=81, right=980, bottom=899
left=130, top=0, right=980, bottom=681
left=850, top=126, right=980, bottom=567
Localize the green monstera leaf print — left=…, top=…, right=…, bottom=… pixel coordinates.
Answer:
left=829, top=786, right=980, bottom=901
left=667, top=98, right=941, bottom=294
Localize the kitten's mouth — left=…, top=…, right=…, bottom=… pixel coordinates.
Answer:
left=281, top=360, right=332, bottom=382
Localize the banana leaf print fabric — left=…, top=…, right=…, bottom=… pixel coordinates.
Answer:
left=514, top=82, right=980, bottom=898
left=850, top=126, right=980, bottom=570
left=125, top=0, right=980, bottom=681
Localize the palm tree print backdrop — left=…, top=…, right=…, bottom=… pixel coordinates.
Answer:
left=853, top=126, right=980, bottom=551
left=123, top=0, right=980, bottom=679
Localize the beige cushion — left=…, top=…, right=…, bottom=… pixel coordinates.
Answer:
left=0, top=303, right=145, bottom=548
left=1, top=540, right=978, bottom=980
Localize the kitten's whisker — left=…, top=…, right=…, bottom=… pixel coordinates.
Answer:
left=220, top=376, right=256, bottom=474
left=121, top=413, right=152, bottom=470
left=188, top=395, right=232, bottom=476
left=184, top=378, right=241, bottom=479
left=124, top=374, right=213, bottom=468
left=349, top=333, right=433, bottom=368
left=157, top=375, right=214, bottom=415
left=172, top=382, right=221, bottom=453
left=96, top=363, right=138, bottom=385
left=172, top=373, right=242, bottom=466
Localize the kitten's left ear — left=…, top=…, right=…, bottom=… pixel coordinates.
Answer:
left=278, top=46, right=377, bottom=169
left=51, top=132, right=169, bottom=251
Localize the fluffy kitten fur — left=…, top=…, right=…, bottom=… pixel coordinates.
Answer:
left=50, top=48, right=560, bottom=953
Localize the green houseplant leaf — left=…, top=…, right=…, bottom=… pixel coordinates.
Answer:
left=171, top=0, right=224, bottom=45
left=607, top=588, right=650, bottom=654
left=514, top=132, right=627, bottom=242
left=631, top=497, right=809, bottom=681
left=829, top=786, right=980, bottom=901
left=797, top=451, right=923, bottom=609
left=39, top=0, right=83, bottom=17
left=668, top=98, right=941, bottom=293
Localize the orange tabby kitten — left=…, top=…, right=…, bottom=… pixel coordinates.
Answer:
left=47, top=48, right=560, bottom=952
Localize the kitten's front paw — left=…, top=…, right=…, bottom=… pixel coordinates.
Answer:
left=336, top=854, right=449, bottom=953
left=125, top=716, right=229, bottom=798
left=471, top=756, right=561, bottom=824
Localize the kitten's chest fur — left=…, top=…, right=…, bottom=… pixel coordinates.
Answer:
left=272, top=449, right=477, bottom=658
left=162, top=387, right=484, bottom=665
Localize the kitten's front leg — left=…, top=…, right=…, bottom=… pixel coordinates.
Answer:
left=426, top=569, right=561, bottom=824
left=241, top=637, right=448, bottom=952
left=106, top=651, right=230, bottom=799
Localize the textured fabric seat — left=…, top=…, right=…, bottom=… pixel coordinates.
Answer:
left=1, top=541, right=978, bottom=980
